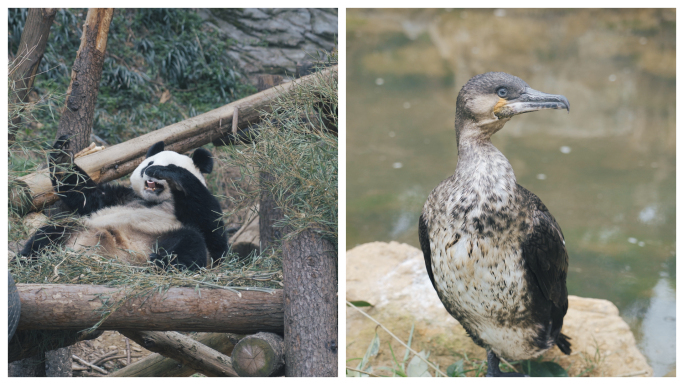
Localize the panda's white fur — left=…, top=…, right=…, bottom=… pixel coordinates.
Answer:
left=67, top=200, right=185, bottom=265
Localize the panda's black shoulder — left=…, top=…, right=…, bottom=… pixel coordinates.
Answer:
left=86, top=183, right=138, bottom=213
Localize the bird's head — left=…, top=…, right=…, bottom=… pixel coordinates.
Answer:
left=455, top=72, right=569, bottom=141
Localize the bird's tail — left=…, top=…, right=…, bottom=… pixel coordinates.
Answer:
left=556, top=333, right=571, bottom=355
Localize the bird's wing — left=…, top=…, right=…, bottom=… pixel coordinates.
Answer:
left=518, top=185, right=569, bottom=311
left=419, top=213, right=438, bottom=291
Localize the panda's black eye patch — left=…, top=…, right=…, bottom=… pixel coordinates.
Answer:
left=497, top=87, right=508, bottom=98
left=140, top=161, right=154, bottom=177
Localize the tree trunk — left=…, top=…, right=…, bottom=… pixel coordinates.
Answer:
left=11, top=67, right=337, bottom=214
left=120, top=331, right=238, bottom=377
left=232, top=332, right=285, bottom=377
left=9, top=8, right=57, bottom=144
left=16, top=284, right=283, bottom=333
left=55, top=8, right=114, bottom=153
left=109, top=333, right=244, bottom=377
left=282, top=229, right=337, bottom=376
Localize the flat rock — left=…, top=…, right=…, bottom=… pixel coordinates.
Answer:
left=346, top=241, right=653, bottom=377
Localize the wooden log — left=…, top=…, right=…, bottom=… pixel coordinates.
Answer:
left=120, top=330, right=237, bottom=377
left=12, top=66, right=337, bottom=213
left=109, top=333, right=244, bottom=377
left=231, top=332, right=284, bottom=377
left=229, top=204, right=260, bottom=259
left=16, top=284, right=283, bottom=333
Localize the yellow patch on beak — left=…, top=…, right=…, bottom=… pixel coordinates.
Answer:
left=493, top=97, right=508, bottom=113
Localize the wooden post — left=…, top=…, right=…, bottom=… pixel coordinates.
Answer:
left=282, top=230, right=337, bottom=376
left=55, top=8, right=114, bottom=153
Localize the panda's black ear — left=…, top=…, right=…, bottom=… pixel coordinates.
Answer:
left=192, top=148, right=213, bottom=174
left=146, top=141, right=165, bottom=158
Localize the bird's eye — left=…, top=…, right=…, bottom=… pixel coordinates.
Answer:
left=497, top=87, right=508, bottom=98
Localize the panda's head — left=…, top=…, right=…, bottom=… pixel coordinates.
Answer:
left=130, top=141, right=214, bottom=203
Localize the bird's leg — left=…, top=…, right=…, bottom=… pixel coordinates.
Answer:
left=485, top=350, right=527, bottom=377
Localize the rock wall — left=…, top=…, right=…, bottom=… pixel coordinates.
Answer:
left=199, top=9, right=337, bottom=81
left=346, top=241, right=653, bottom=377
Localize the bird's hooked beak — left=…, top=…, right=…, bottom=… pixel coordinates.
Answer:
left=494, top=87, right=570, bottom=119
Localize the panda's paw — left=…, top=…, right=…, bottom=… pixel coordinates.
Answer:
left=145, top=165, right=186, bottom=191
left=149, top=251, right=185, bottom=271
left=53, top=135, right=71, bottom=150
left=50, top=135, right=73, bottom=165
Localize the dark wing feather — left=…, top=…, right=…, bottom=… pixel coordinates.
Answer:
left=419, top=214, right=437, bottom=291
left=518, top=185, right=571, bottom=353
left=518, top=185, right=568, bottom=310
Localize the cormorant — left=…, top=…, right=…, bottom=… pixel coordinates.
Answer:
left=419, top=72, right=571, bottom=377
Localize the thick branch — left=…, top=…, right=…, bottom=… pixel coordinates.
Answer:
left=16, top=284, right=283, bottom=333
left=120, top=331, right=238, bottom=377
left=109, top=333, right=244, bottom=377
left=12, top=66, right=337, bottom=213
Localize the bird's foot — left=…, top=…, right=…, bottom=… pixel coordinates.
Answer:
left=485, top=350, right=528, bottom=377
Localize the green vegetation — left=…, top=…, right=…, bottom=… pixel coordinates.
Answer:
left=8, top=8, right=254, bottom=145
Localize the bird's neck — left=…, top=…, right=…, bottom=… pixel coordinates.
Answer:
left=455, top=131, right=517, bottom=200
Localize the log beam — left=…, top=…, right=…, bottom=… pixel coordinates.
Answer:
left=109, top=332, right=244, bottom=377
left=16, top=284, right=283, bottom=333
left=120, top=330, right=238, bottom=377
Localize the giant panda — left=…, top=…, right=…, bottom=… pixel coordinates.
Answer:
left=20, top=136, right=229, bottom=270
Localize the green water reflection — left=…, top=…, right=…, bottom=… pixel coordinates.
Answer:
left=346, top=9, right=675, bottom=376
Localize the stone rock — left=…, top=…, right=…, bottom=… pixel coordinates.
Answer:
left=346, top=241, right=653, bottom=377
left=199, top=9, right=337, bottom=81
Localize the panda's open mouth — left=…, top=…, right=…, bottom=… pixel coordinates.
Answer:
left=144, top=180, right=165, bottom=194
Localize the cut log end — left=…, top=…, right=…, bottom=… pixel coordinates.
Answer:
left=232, top=332, right=284, bottom=377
